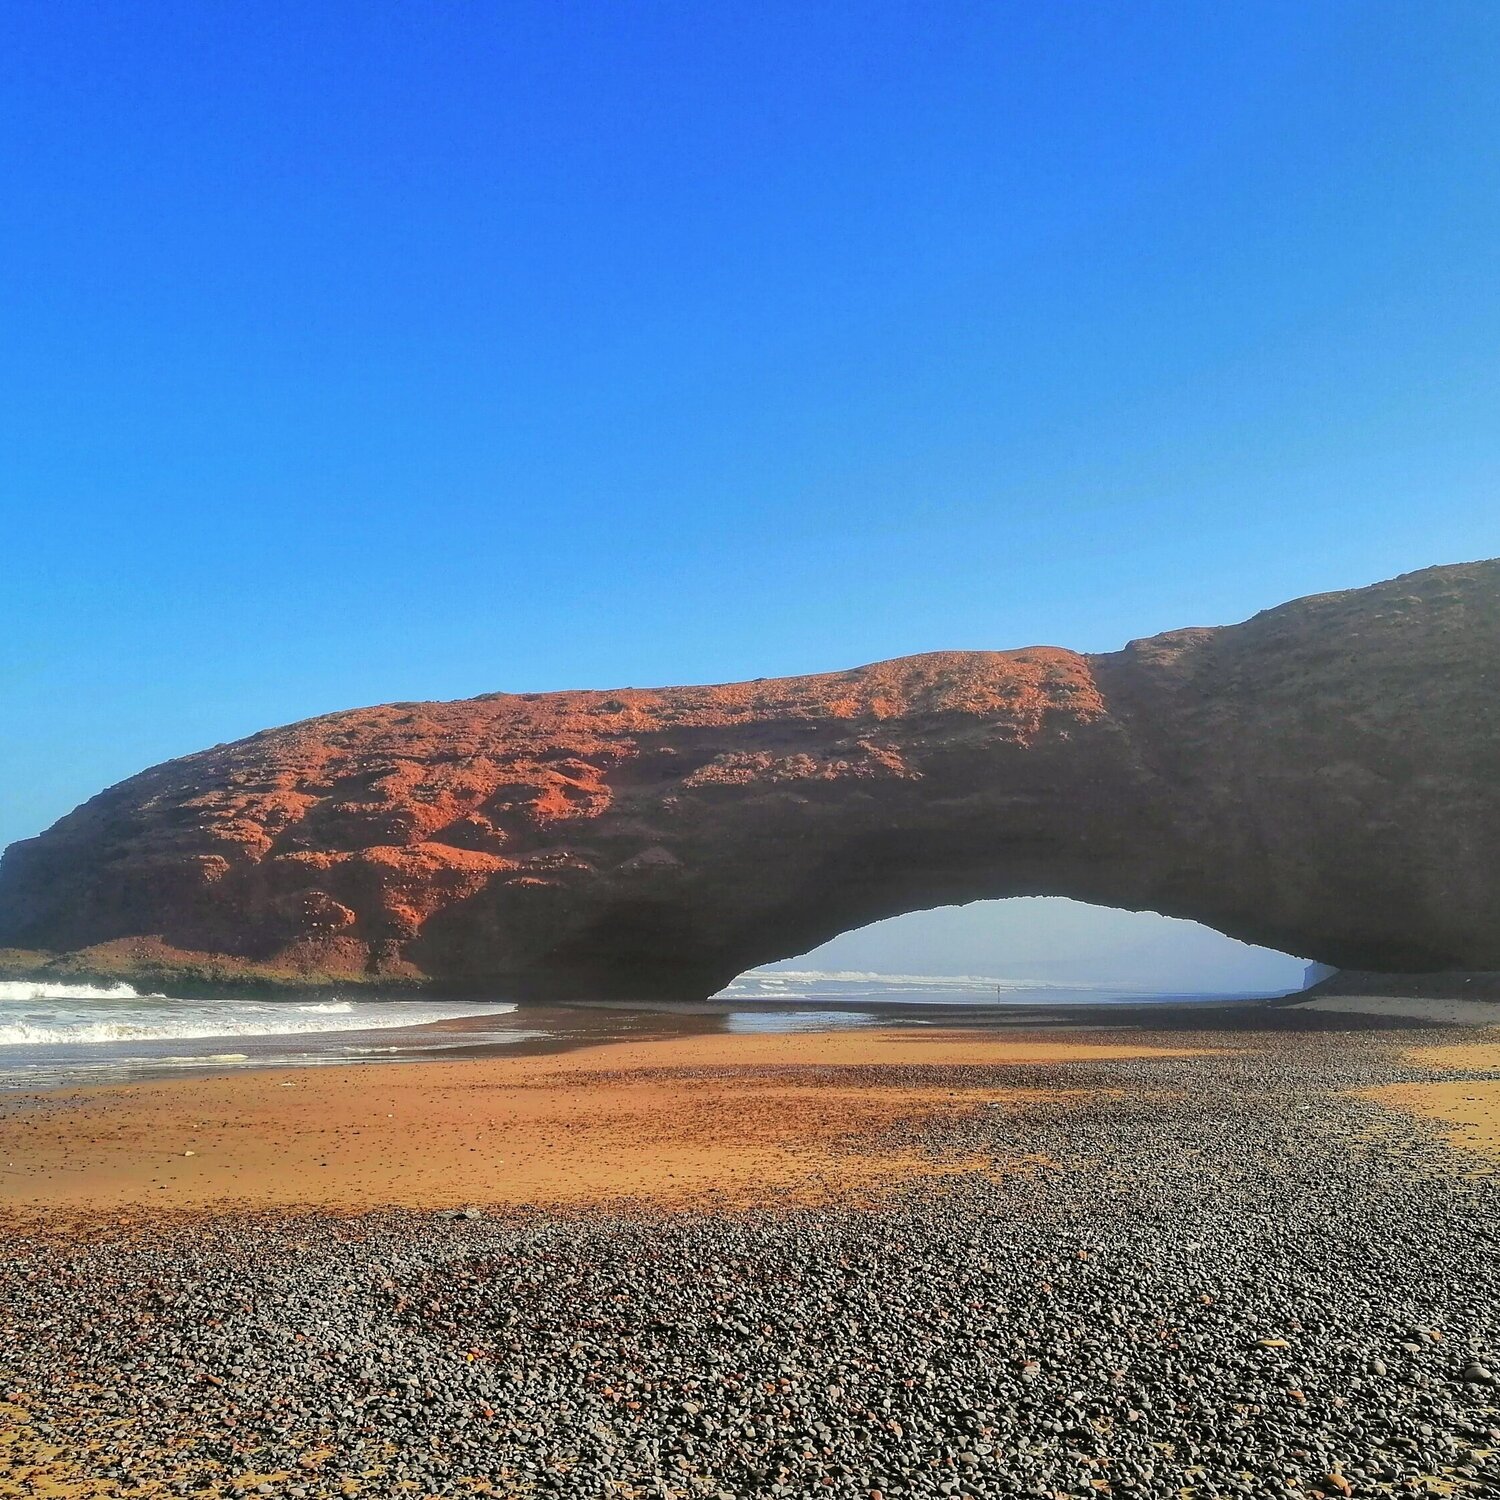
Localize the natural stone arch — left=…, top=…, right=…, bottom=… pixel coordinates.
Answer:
left=1, top=561, right=1497, bottom=999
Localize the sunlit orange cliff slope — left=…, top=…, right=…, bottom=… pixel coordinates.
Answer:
left=1, top=561, right=1497, bottom=999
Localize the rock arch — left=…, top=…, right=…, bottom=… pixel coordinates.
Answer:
left=2, top=561, right=1497, bottom=998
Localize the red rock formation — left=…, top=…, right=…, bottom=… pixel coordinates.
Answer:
left=2, top=561, right=1497, bottom=998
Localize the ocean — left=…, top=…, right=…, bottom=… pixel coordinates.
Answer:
left=0, top=971, right=1288, bottom=1091
left=0, top=980, right=539, bottom=1091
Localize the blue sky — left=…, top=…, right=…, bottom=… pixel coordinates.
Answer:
left=3, top=2, right=1496, bottom=988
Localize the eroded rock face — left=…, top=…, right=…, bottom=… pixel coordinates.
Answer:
left=2, top=561, right=1497, bottom=997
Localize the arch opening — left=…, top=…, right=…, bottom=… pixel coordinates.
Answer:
left=717, top=896, right=1309, bottom=1004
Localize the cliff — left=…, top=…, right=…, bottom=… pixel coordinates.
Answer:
left=2, top=561, right=1496, bottom=999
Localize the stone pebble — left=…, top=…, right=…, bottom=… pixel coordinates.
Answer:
left=1, top=1025, right=1497, bottom=1498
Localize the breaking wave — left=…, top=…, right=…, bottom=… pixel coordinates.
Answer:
left=0, top=994, right=519, bottom=1048
left=0, top=980, right=150, bottom=1002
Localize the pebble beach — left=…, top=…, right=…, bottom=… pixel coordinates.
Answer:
left=2, top=1019, right=1498, bottom=1499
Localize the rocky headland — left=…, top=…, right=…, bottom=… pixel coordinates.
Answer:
left=1, top=560, right=1496, bottom=999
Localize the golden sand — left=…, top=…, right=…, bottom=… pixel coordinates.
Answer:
left=1364, top=1039, right=1500, bottom=1159
left=0, top=1397, right=314, bottom=1500
left=0, top=1029, right=1196, bottom=1221
left=1389, top=1040, right=1500, bottom=1072
left=0, top=1401, right=177, bottom=1499
left=0, top=1402, right=91, bottom=1500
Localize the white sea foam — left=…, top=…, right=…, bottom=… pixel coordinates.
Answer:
left=0, top=999, right=518, bottom=1048
left=0, top=980, right=146, bottom=1002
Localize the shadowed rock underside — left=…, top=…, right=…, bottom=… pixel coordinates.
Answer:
left=2, top=561, right=1497, bottom=999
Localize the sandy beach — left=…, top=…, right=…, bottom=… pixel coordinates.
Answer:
left=1, top=1018, right=1498, bottom=1500
left=1365, top=1040, right=1500, bottom=1160
left=0, top=1029, right=1200, bottom=1220
left=1285, top=995, right=1500, bottom=1028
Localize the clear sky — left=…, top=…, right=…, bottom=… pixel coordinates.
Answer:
left=768, top=899, right=1310, bottom=993
left=3, top=3, right=1496, bottom=989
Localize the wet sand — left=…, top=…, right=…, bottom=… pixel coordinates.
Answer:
left=0, top=1029, right=1201, bottom=1221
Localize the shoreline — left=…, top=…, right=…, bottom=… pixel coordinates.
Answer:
left=3, top=1011, right=1497, bottom=1226
left=10, top=939, right=1500, bottom=1010
left=6, top=986, right=1496, bottom=1101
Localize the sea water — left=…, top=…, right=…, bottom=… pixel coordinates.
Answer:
left=0, top=971, right=1284, bottom=1090
left=714, top=968, right=1283, bottom=1030
left=721, top=968, right=1168, bottom=1005
left=0, top=980, right=533, bottom=1090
